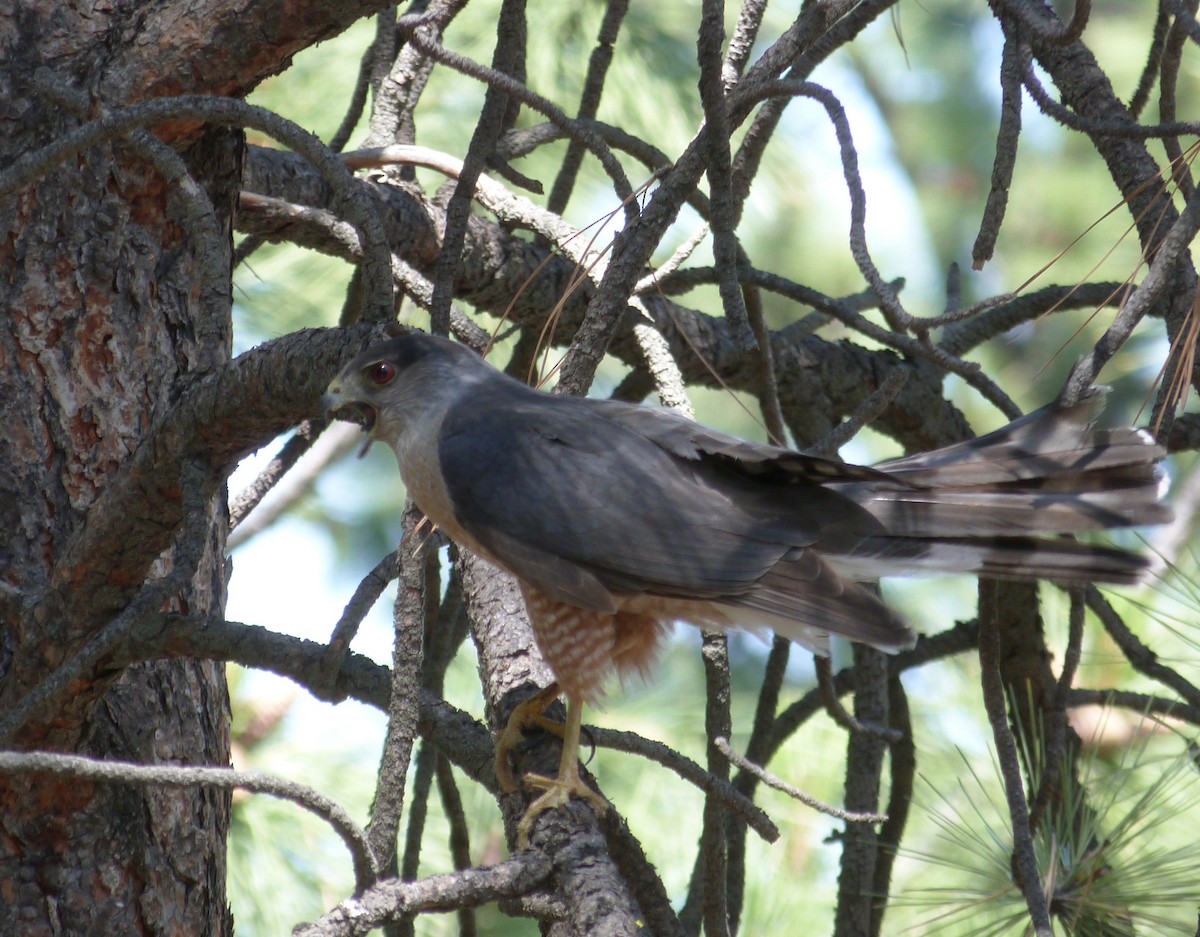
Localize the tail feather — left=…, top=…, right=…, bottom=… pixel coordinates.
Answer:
left=872, top=388, right=1163, bottom=489
left=713, top=387, right=1167, bottom=655
left=717, top=551, right=917, bottom=653
left=877, top=425, right=1163, bottom=490
left=818, top=387, right=1169, bottom=588
left=855, top=486, right=1169, bottom=538
left=827, top=535, right=1150, bottom=585
left=828, top=387, right=1169, bottom=546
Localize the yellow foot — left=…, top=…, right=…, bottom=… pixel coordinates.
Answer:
left=516, top=762, right=609, bottom=849
left=494, top=682, right=564, bottom=794
left=500, top=693, right=609, bottom=849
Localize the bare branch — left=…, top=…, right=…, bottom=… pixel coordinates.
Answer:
left=1067, top=688, right=1200, bottom=726
left=699, top=632, right=732, bottom=937
left=428, top=0, right=529, bottom=336
left=715, top=738, right=887, bottom=824
left=699, top=0, right=755, bottom=350
left=978, top=590, right=1053, bottom=936
left=545, top=0, right=631, bottom=215
left=589, top=726, right=777, bottom=842
left=971, top=29, right=1024, bottom=269
left=435, top=752, right=477, bottom=936
left=0, top=750, right=379, bottom=894
left=1061, top=178, right=1200, bottom=408
left=833, top=644, right=890, bottom=937
left=295, top=853, right=552, bottom=937
left=366, top=506, right=432, bottom=874
left=1086, top=584, right=1200, bottom=709
left=398, top=21, right=636, bottom=215
left=3, top=88, right=394, bottom=319
left=813, top=655, right=902, bottom=742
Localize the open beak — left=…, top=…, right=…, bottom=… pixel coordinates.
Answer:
left=323, top=385, right=378, bottom=458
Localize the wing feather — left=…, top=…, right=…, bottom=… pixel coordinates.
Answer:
left=436, top=390, right=882, bottom=621
left=589, top=398, right=895, bottom=484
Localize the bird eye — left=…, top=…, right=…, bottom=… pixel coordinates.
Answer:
left=365, top=361, right=396, bottom=385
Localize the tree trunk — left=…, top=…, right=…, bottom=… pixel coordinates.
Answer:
left=0, top=2, right=366, bottom=932
left=0, top=86, right=237, bottom=937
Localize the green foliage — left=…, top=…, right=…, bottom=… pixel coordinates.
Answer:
left=893, top=717, right=1200, bottom=936
left=225, top=2, right=1196, bottom=934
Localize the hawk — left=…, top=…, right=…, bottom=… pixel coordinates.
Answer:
left=324, top=329, right=1169, bottom=845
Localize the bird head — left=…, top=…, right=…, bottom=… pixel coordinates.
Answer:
left=323, top=330, right=488, bottom=457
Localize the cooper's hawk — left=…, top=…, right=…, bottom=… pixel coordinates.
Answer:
left=324, top=329, right=1169, bottom=844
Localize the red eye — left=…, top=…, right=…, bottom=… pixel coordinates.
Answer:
left=366, top=361, right=396, bottom=385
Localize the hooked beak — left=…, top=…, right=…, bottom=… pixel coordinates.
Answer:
left=323, top=384, right=378, bottom=458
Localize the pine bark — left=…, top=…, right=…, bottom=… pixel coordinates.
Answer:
left=0, top=1, right=387, bottom=932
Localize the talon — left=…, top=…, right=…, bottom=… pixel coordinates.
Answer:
left=509, top=694, right=608, bottom=849
left=494, top=682, right=562, bottom=793
left=516, top=761, right=609, bottom=850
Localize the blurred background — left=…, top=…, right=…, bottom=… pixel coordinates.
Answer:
left=227, top=2, right=1200, bottom=933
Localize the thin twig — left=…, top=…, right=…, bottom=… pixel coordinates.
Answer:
left=978, top=590, right=1053, bottom=936
left=398, top=23, right=636, bottom=214
left=1061, top=168, right=1200, bottom=405
left=1156, top=0, right=1198, bottom=200
left=631, top=317, right=694, bottom=418
left=1066, top=688, right=1200, bottom=726
left=318, top=549, right=403, bottom=700
left=814, top=656, right=903, bottom=741
left=726, top=634, right=789, bottom=933
left=770, top=620, right=979, bottom=759
left=1018, top=44, right=1200, bottom=139
left=699, top=0, right=754, bottom=351
left=427, top=0, right=527, bottom=335
left=1128, top=0, right=1170, bottom=118
left=328, top=9, right=393, bottom=153
left=1029, top=587, right=1085, bottom=834
left=715, top=738, right=887, bottom=824
left=722, top=0, right=770, bottom=86
left=972, top=29, right=1024, bottom=269
left=228, top=419, right=325, bottom=531
left=680, top=263, right=1022, bottom=419
left=634, top=223, right=711, bottom=295
left=699, top=631, right=732, bottom=937
left=0, top=750, right=379, bottom=894
left=742, top=271, right=788, bottom=445
left=435, top=751, right=477, bottom=937
left=871, top=678, right=914, bottom=937
left=834, top=644, right=890, bottom=937
left=1086, top=584, right=1200, bottom=709
left=729, top=80, right=913, bottom=334
left=810, top=367, right=910, bottom=459
left=400, top=741, right=437, bottom=885
left=228, top=421, right=361, bottom=549
left=545, top=0, right=630, bottom=215
left=939, top=282, right=1126, bottom=357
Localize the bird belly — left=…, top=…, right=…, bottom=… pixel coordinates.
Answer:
left=520, top=587, right=684, bottom=702
left=522, top=588, right=760, bottom=701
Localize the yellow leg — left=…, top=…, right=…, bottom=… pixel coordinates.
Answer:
left=515, top=694, right=609, bottom=849
left=494, top=682, right=563, bottom=793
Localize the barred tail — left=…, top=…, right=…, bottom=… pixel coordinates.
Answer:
left=826, top=387, right=1170, bottom=585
